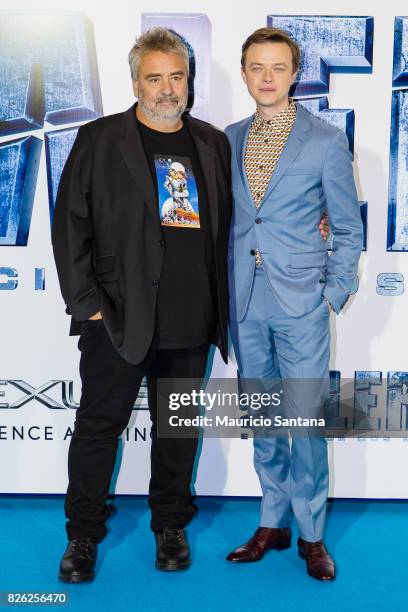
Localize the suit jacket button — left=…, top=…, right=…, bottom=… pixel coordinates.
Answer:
left=152, top=280, right=160, bottom=287
left=250, top=249, right=256, bottom=256
left=159, top=240, right=165, bottom=247
left=255, top=218, right=262, bottom=224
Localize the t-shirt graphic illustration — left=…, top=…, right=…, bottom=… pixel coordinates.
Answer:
left=154, top=155, right=200, bottom=228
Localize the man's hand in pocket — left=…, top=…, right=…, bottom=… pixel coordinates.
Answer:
left=88, top=311, right=102, bottom=320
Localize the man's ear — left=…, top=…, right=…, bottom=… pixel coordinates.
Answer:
left=241, top=67, right=247, bottom=85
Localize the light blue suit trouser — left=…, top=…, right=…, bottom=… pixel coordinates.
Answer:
left=230, top=267, right=330, bottom=542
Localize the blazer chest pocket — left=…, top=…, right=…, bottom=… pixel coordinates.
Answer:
left=289, top=251, right=327, bottom=268
left=284, top=161, right=319, bottom=175
left=284, top=170, right=318, bottom=176
left=95, top=255, right=121, bottom=299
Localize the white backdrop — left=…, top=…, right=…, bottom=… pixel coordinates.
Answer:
left=1, top=0, right=407, bottom=498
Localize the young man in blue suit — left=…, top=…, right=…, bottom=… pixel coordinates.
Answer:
left=225, top=27, right=363, bottom=580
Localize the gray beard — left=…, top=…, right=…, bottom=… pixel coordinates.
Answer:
left=138, top=94, right=187, bottom=123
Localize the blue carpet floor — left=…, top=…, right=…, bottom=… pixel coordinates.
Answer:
left=1, top=496, right=406, bottom=611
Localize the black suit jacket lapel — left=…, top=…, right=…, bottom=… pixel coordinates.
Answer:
left=117, top=104, right=161, bottom=233
left=184, top=115, right=219, bottom=242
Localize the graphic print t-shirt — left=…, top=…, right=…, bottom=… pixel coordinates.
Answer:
left=137, top=118, right=216, bottom=349
left=155, top=154, right=201, bottom=229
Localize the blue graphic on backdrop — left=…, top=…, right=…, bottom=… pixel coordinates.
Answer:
left=35, top=268, right=45, bottom=291
left=0, top=267, right=47, bottom=290
left=0, top=12, right=102, bottom=135
left=354, top=371, right=382, bottom=430
left=387, top=372, right=408, bottom=431
left=268, top=15, right=373, bottom=96
left=387, top=18, right=408, bottom=251
left=376, top=273, right=404, bottom=296
left=0, top=12, right=102, bottom=246
left=154, top=155, right=200, bottom=228
left=44, top=128, right=78, bottom=225
left=392, top=17, right=408, bottom=86
left=387, top=91, right=408, bottom=250
left=0, top=267, right=18, bottom=290
left=0, top=137, right=41, bottom=246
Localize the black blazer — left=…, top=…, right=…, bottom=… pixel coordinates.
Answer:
left=52, top=104, right=232, bottom=365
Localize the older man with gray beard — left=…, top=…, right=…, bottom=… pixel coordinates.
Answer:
left=52, top=27, right=231, bottom=581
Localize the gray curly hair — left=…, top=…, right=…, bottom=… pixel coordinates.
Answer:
left=128, top=27, right=189, bottom=80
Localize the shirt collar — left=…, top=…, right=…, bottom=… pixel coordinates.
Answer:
left=252, top=99, right=297, bottom=134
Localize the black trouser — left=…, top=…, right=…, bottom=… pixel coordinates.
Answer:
left=65, top=319, right=210, bottom=542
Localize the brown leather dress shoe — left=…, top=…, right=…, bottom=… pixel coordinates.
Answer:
left=297, top=537, right=336, bottom=581
left=226, top=527, right=291, bottom=562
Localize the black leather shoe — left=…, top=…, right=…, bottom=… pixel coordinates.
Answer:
left=155, top=528, right=190, bottom=571
left=58, top=537, right=97, bottom=583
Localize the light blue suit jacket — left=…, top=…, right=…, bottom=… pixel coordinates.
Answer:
left=225, top=103, right=363, bottom=321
